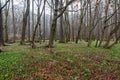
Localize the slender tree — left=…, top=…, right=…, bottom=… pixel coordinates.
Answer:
left=0, top=0, right=9, bottom=52
left=0, top=0, right=4, bottom=46
left=27, top=0, right=30, bottom=42
left=32, top=0, right=34, bottom=36
left=76, top=0, right=86, bottom=43
left=43, top=0, right=46, bottom=42
left=4, top=0, right=10, bottom=42
left=48, top=0, right=76, bottom=47
left=20, top=0, right=30, bottom=45
left=11, top=0, right=16, bottom=42
left=59, top=0, right=65, bottom=43
left=31, top=0, right=46, bottom=48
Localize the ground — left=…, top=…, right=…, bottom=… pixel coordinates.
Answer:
left=0, top=41, right=120, bottom=80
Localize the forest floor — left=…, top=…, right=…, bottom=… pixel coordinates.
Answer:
left=0, top=41, right=120, bottom=80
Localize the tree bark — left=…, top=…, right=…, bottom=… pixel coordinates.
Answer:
left=0, top=0, right=4, bottom=46
left=11, top=0, right=16, bottom=42
left=59, top=0, right=65, bottom=43
left=4, top=0, right=10, bottom=42
left=43, top=0, right=46, bottom=42
left=20, top=0, right=30, bottom=45
left=48, top=0, right=76, bottom=47
left=48, top=0, right=58, bottom=47
left=76, top=0, right=86, bottom=43
left=31, top=0, right=45, bottom=48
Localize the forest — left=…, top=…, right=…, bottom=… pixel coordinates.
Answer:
left=0, top=0, right=120, bottom=79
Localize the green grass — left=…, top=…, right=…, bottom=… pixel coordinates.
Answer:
left=0, top=42, right=120, bottom=79
left=109, top=44, right=120, bottom=59
left=0, top=43, right=42, bottom=79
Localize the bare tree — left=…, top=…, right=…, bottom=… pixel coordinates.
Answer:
left=0, top=0, right=4, bottom=46
left=4, top=0, right=10, bottom=42
left=11, top=0, right=16, bottom=42
left=76, top=0, right=86, bottom=43
left=48, top=0, right=76, bottom=47
left=59, top=0, right=65, bottom=43
left=27, top=0, right=31, bottom=42
left=43, top=0, right=46, bottom=42
left=20, top=0, right=30, bottom=45
left=31, top=0, right=46, bottom=48
left=0, top=0, right=10, bottom=52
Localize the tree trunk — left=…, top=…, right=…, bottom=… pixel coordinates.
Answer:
left=43, top=0, right=46, bottom=42
left=87, top=0, right=92, bottom=47
left=27, top=5, right=30, bottom=42
left=104, top=22, right=120, bottom=48
left=48, top=0, right=58, bottom=47
left=31, top=0, right=45, bottom=48
left=0, top=0, right=4, bottom=46
left=11, top=0, right=16, bottom=42
left=4, top=0, right=10, bottom=42
left=59, top=0, right=65, bottom=43
left=64, top=11, right=71, bottom=42
left=48, top=21, right=57, bottom=47
left=98, top=0, right=110, bottom=47
left=32, top=0, right=34, bottom=37
left=71, top=4, right=74, bottom=41
left=20, top=0, right=30, bottom=45
left=48, top=0, right=76, bottom=47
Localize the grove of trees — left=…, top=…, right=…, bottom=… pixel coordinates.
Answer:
left=0, top=0, right=120, bottom=49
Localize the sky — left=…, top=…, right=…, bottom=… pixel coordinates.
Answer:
left=1, top=0, right=79, bottom=12
left=1, top=0, right=114, bottom=15
left=1, top=0, right=51, bottom=14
